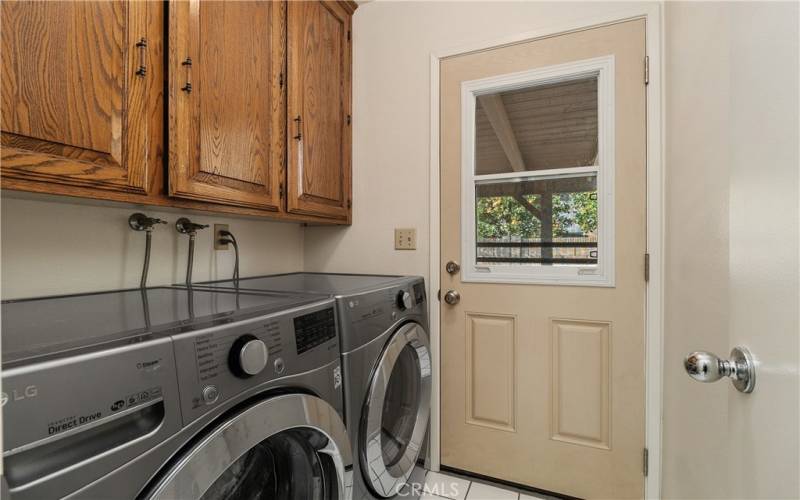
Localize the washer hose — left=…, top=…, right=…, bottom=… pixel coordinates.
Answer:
left=140, top=230, right=152, bottom=288
left=186, top=233, right=196, bottom=287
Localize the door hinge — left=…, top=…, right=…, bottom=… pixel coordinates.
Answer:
left=279, top=182, right=284, bottom=199
left=644, top=56, right=650, bottom=85
left=347, top=114, right=351, bottom=125
left=643, top=447, right=649, bottom=477
left=279, top=72, right=284, bottom=88
left=644, top=253, right=650, bottom=282
left=347, top=30, right=351, bottom=41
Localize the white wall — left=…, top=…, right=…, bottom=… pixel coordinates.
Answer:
left=0, top=194, right=305, bottom=299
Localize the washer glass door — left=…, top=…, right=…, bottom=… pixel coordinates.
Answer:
left=361, top=322, right=432, bottom=497
left=145, top=394, right=351, bottom=500
left=201, top=428, right=333, bottom=499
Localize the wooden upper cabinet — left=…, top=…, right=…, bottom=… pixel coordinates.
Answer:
left=2, top=0, right=355, bottom=223
left=1, top=1, right=163, bottom=196
left=287, top=0, right=353, bottom=221
left=169, top=1, right=285, bottom=211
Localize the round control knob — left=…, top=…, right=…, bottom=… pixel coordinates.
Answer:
left=397, top=290, right=413, bottom=311
left=228, top=335, right=268, bottom=378
left=202, top=385, right=219, bottom=404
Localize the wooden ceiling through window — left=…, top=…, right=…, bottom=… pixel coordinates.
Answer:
left=475, top=77, right=599, bottom=175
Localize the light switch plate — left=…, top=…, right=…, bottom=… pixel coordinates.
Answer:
left=395, top=228, right=416, bottom=250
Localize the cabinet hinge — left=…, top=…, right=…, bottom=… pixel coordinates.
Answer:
left=643, top=447, right=649, bottom=477
left=644, top=56, right=650, bottom=85
left=279, top=72, right=284, bottom=88
left=644, top=253, right=650, bottom=282
left=347, top=30, right=351, bottom=41
left=346, top=114, right=351, bottom=126
left=279, top=182, right=284, bottom=199
left=346, top=199, right=351, bottom=209
left=437, top=289, right=441, bottom=301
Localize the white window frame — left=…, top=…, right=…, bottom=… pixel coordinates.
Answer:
left=460, top=55, right=615, bottom=286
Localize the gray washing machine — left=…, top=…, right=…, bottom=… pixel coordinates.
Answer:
left=1, top=286, right=352, bottom=500
left=194, top=273, right=432, bottom=499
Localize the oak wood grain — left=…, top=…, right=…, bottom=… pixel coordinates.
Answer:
left=1, top=0, right=161, bottom=195
left=169, top=0, right=284, bottom=211
left=1, top=178, right=347, bottom=225
left=287, top=0, right=352, bottom=221
left=2, top=0, right=354, bottom=225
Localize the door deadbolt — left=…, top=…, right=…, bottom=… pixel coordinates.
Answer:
left=445, top=261, right=461, bottom=275
left=443, top=290, right=461, bottom=305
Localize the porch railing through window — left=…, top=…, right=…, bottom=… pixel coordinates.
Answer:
left=476, top=237, right=598, bottom=265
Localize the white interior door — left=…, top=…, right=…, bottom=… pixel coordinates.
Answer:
left=662, top=2, right=799, bottom=499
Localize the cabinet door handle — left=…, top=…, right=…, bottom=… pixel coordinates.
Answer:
left=135, top=38, right=147, bottom=77
left=181, top=57, right=192, bottom=93
left=293, top=115, right=302, bottom=141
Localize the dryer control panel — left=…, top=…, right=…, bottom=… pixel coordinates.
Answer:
left=337, top=277, right=428, bottom=353
left=171, top=299, right=339, bottom=425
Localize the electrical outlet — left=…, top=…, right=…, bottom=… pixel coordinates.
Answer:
left=214, top=224, right=230, bottom=250
left=394, top=228, right=416, bottom=250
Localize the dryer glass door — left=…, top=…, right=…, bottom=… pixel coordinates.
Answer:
left=145, top=394, right=352, bottom=500
left=361, top=322, right=432, bottom=497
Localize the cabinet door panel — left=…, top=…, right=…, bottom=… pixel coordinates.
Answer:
left=287, top=0, right=352, bottom=221
left=1, top=0, right=162, bottom=194
left=169, top=0, right=284, bottom=211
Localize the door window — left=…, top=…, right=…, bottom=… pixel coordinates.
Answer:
left=475, top=173, right=598, bottom=266
left=461, top=57, right=615, bottom=286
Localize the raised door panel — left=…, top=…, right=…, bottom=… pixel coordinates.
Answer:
left=169, top=0, right=284, bottom=211
left=550, top=319, right=611, bottom=449
left=465, top=313, right=516, bottom=432
left=1, top=1, right=162, bottom=195
left=287, top=0, right=352, bottom=221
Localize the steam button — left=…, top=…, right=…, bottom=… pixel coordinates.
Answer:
left=202, top=385, right=219, bottom=404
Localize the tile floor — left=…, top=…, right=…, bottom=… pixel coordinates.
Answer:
left=417, top=470, right=558, bottom=500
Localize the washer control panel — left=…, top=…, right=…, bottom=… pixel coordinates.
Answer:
left=172, top=299, right=339, bottom=425
left=293, top=308, right=336, bottom=355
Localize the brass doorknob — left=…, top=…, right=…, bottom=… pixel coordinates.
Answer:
left=443, top=290, right=461, bottom=305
